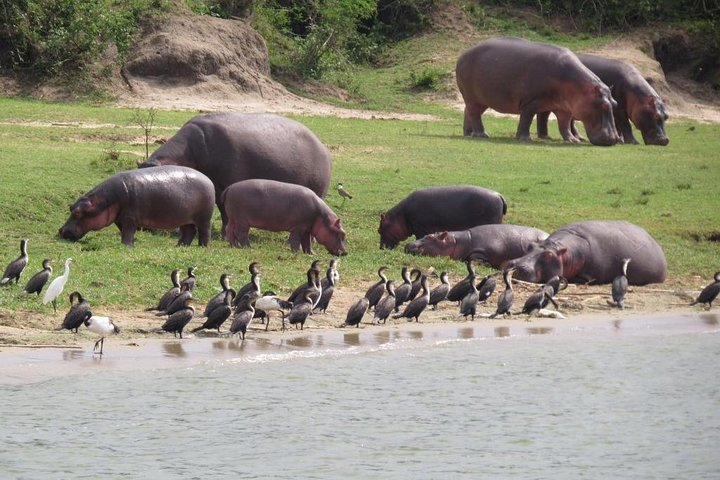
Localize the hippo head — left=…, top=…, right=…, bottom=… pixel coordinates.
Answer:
left=631, top=96, right=670, bottom=146
left=576, top=84, right=620, bottom=146
left=378, top=213, right=408, bottom=250
left=505, top=241, right=566, bottom=284
left=404, top=231, right=455, bottom=257
left=314, top=217, right=347, bottom=256
left=58, top=194, right=119, bottom=241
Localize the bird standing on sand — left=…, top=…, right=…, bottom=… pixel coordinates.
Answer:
left=43, top=258, right=73, bottom=313
left=344, top=297, right=369, bottom=328
left=59, top=291, right=92, bottom=333
left=1, top=238, right=29, bottom=285
left=147, top=268, right=181, bottom=312
left=393, top=266, right=413, bottom=312
left=203, top=273, right=234, bottom=317
left=230, top=296, right=256, bottom=339
left=429, top=272, right=450, bottom=310
left=490, top=268, right=515, bottom=319
left=609, top=258, right=631, bottom=309
left=476, top=274, right=497, bottom=304
left=314, top=263, right=337, bottom=314
left=446, top=260, right=476, bottom=303
left=24, top=258, right=53, bottom=296
left=285, top=291, right=314, bottom=331
left=253, top=292, right=293, bottom=331
left=193, top=289, right=235, bottom=333
left=84, top=316, right=120, bottom=355
left=161, top=296, right=195, bottom=338
left=690, top=271, right=720, bottom=310
left=288, top=260, right=322, bottom=307
left=337, top=183, right=353, bottom=204
left=374, top=281, right=396, bottom=324
left=393, top=275, right=430, bottom=322
left=180, top=265, right=197, bottom=292
left=157, top=284, right=192, bottom=316
left=459, top=274, right=479, bottom=321
left=365, top=266, right=389, bottom=310
left=523, top=275, right=566, bottom=314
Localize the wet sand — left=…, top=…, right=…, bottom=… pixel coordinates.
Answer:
left=1, top=308, right=717, bottom=385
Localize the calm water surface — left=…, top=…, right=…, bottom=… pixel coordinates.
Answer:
left=1, top=312, right=719, bottom=479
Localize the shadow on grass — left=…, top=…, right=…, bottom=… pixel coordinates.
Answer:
left=410, top=133, right=596, bottom=148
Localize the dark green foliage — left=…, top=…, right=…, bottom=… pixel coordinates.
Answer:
left=0, top=0, right=169, bottom=76
left=409, top=67, right=448, bottom=91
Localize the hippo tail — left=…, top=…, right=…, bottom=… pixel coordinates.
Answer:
left=500, top=194, right=507, bottom=216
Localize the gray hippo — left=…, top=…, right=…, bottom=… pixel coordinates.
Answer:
left=506, top=220, right=667, bottom=285
left=537, top=53, right=669, bottom=146
left=379, top=185, right=507, bottom=249
left=404, top=224, right=549, bottom=269
left=456, top=37, right=619, bottom=146
left=222, top=179, right=347, bottom=256
left=59, top=166, right=214, bottom=246
left=140, top=113, right=332, bottom=234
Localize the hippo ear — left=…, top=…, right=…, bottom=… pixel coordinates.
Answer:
left=438, top=231, right=449, bottom=241
left=333, top=218, right=342, bottom=230
left=556, top=246, right=567, bottom=257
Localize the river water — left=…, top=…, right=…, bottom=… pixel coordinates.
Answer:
left=1, top=312, right=718, bottom=479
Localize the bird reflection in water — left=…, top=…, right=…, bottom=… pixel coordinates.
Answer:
left=458, top=327, right=474, bottom=339
left=494, top=326, right=510, bottom=338
left=163, top=342, right=187, bottom=358
left=526, top=327, right=554, bottom=335
left=700, top=313, right=719, bottom=326
left=343, top=332, right=361, bottom=346
left=62, top=349, right=85, bottom=361
left=405, top=330, right=423, bottom=340
left=212, top=341, right=226, bottom=352
left=374, top=330, right=391, bottom=345
left=286, top=336, right=313, bottom=348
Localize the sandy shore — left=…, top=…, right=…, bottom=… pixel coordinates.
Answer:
left=1, top=279, right=716, bottom=384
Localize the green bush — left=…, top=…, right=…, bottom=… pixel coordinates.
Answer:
left=409, top=67, right=448, bottom=91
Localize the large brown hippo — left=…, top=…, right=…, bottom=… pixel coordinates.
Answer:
left=404, top=224, right=549, bottom=269
left=59, top=166, right=214, bottom=246
left=456, top=37, right=620, bottom=146
left=536, top=53, right=669, bottom=146
left=505, top=220, right=667, bottom=285
left=140, top=113, right=332, bottom=233
left=222, top=179, right=347, bottom=256
left=379, top=185, right=507, bottom=249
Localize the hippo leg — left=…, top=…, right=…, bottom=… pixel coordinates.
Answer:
left=300, top=231, right=314, bottom=255
left=569, top=119, right=584, bottom=142
left=178, top=225, right=197, bottom=246
left=227, top=221, right=251, bottom=248
left=614, top=111, right=637, bottom=144
left=197, top=219, right=211, bottom=247
left=119, top=221, right=137, bottom=246
left=516, top=107, right=536, bottom=141
left=288, top=230, right=303, bottom=252
left=217, top=196, right=229, bottom=239
left=463, top=104, right=489, bottom=138
left=536, top=111, right=551, bottom=139
left=555, top=112, right=581, bottom=143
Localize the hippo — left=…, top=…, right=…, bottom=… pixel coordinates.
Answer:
left=404, top=224, right=550, bottom=269
left=59, top=166, right=214, bottom=246
left=222, top=179, right=347, bottom=256
left=536, top=53, right=669, bottom=146
left=506, top=221, right=667, bottom=285
left=456, top=37, right=619, bottom=146
left=379, top=185, right=507, bottom=249
left=140, top=113, right=332, bottom=234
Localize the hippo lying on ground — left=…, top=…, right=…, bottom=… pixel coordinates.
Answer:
left=456, top=37, right=619, bottom=146
left=405, top=224, right=549, bottom=269
left=59, top=166, right=214, bottom=246
left=379, top=185, right=507, bottom=249
left=506, top=220, right=667, bottom=285
left=140, top=113, right=332, bottom=234
left=222, top=179, right=347, bottom=256
left=537, top=53, right=669, bottom=146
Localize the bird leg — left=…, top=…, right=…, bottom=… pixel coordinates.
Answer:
left=52, top=299, right=57, bottom=313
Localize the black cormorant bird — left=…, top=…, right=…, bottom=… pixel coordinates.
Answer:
left=364, top=266, right=389, bottom=310
left=230, top=297, right=256, bottom=339
left=446, top=260, right=475, bottom=303
left=234, top=262, right=260, bottom=307
left=690, top=271, right=720, bottom=310
left=161, top=296, right=195, bottom=338
left=477, top=274, right=497, bottom=304
left=393, top=266, right=413, bottom=312
left=193, top=289, right=234, bottom=333
left=180, top=265, right=197, bottom=292
left=523, top=275, right=566, bottom=314
left=286, top=291, right=314, bottom=330
left=373, top=281, right=396, bottom=325
left=609, top=258, right=631, bottom=309
left=23, top=258, right=53, bottom=296
left=288, top=260, right=322, bottom=307
left=203, top=273, right=233, bottom=317
left=158, top=285, right=192, bottom=316
left=344, top=297, right=369, bottom=327
left=429, top=271, right=450, bottom=310
left=393, top=275, right=430, bottom=322
left=407, top=268, right=423, bottom=302
left=314, top=264, right=337, bottom=314
left=59, top=291, right=92, bottom=333
left=459, top=274, right=479, bottom=321
left=490, top=268, right=515, bottom=319
left=146, top=268, right=181, bottom=312
left=1, top=238, right=29, bottom=285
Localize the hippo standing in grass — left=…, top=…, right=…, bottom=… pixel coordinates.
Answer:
left=536, top=53, right=670, bottom=146
left=222, top=179, right=347, bottom=256
left=506, top=220, right=667, bottom=285
left=379, top=185, right=507, bottom=249
left=405, top=224, right=549, bottom=269
left=59, top=166, right=214, bottom=246
left=140, top=113, right=332, bottom=234
left=456, top=37, right=620, bottom=146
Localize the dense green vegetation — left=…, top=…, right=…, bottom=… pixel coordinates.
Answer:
left=0, top=97, right=718, bottom=317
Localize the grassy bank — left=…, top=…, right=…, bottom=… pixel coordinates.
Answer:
left=0, top=97, right=718, bottom=316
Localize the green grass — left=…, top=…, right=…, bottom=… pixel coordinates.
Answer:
left=0, top=96, right=719, bottom=316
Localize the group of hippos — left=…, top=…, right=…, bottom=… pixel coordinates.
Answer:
left=1, top=36, right=717, bottom=352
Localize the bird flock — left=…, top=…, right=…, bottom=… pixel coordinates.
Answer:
left=1, top=237, right=719, bottom=356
